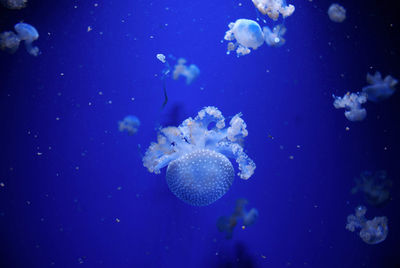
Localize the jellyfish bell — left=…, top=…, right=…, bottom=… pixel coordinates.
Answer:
left=328, top=3, right=346, bottom=23
left=166, top=149, right=234, bottom=206
left=14, top=22, right=40, bottom=56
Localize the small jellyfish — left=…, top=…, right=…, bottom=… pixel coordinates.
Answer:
left=0, top=0, right=27, bottom=9
left=252, top=0, right=295, bottom=21
left=0, top=22, right=40, bottom=56
left=263, top=24, right=286, bottom=47
left=217, top=199, right=259, bottom=239
left=346, top=206, right=388, bottom=244
left=143, top=107, right=256, bottom=206
left=14, top=23, right=40, bottom=56
left=224, top=19, right=265, bottom=56
left=172, top=58, right=200, bottom=85
left=0, top=31, right=20, bottom=53
left=118, top=115, right=140, bottom=135
left=362, top=71, right=398, bottom=102
left=328, top=3, right=346, bottom=23
left=352, top=171, right=392, bottom=206
left=332, top=92, right=367, bottom=121
left=156, top=53, right=166, bottom=63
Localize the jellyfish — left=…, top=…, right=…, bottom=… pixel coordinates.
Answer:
left=362, top=71, right=398, bottom=102
left=0, top=0, right=27, bottom=9
left=252, top=0, right=295, bottom=21
left=118, top=115, right=140, bottom=135
left=14, top=23, right=40, bottom=56
left=328, top=3, right=346, bottom=23
left=263, top=24, right=286, bottom=47
left=172, top=58, right=200, bottom=85
left=143, top=107, right=256, bottom=206
left=352, top=171, right=392, bottom=206
left=156, top=53, right=166, bottom=63
left=217, top=199, right=259, bottom=239
left=0, top=31, right=20, bottom=53
left=224, top=19, right=265, bottom=56
left=346, top=206, right=388, bottom=244
left=0, top=22, right=39, bottom=56
left=332, top=92, right=367, bottom=121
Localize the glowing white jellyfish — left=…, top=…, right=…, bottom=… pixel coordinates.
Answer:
left=0, top=22, right=40, bottom=56
left=252, top=0, right=295, bottom=21
left=156, top=53, right=166, bottom=63
left=333, top=92, right=367, bottom=121
left=143, top=106, right=256, bottom=206
left=217, top=199, right=259, bottom=239
left=224, top=19, right=266, bottom=56
left=172, top=58, right=200, bottom=85
left=362, top=71, right=398, bottom=102
left=263, top=24, right=286, bottom=47
left=0, top=0, right=27, bottom=9
left=118, top=115, right=140, bottom=135
left=328, top=3, right=346, bottom=23
left=346, top=206, right=388, bottom=244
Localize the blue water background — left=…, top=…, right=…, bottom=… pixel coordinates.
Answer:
left=0, top=0, right=399, bottom=267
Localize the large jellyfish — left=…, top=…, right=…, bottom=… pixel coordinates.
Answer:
left=362, top=71, right=398, bottom=102
left=352, top=171, right=392, bottom=206
left=252, top=0, right=295, bottom=21
left=224, top=19, right=265, bottom=56
left=172, top=58, right=200, bottom=85
left=217, top=199, right=259, bottom=239
left=143, top=107, right=256, bottom=206
left=0, top=0, right=27, bottom=9
left=263, top=24, right=286, bottom=47
left=118, top=115, right=140, bottom=135
left=332, top=92, right=367, bottom=121
left=328, top=3, right=346, bottom=23
left=346, top=206, right=388, bottom=244
left=0, top=22, right=40, bottom=56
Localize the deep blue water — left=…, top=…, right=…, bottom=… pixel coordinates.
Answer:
left=0, top=0, right=399, bottom=267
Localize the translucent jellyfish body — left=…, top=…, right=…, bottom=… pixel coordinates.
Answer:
left=224, top=19, right=265, bottom=56
left=352, top=171, right=392, bottom=206
left=217, top=199, right=259, bottom=239
left=346, top=206, right=388, bottom=244
left=143, top=107, right=256, bottom=206
left=263, top=24, right=286, bottom=47
left=0, top=22, right=39, bottom=56
left=172, top=58, right=200, bottom=85
left=252, top=0, right=295, bottom=21
left=328, top=3, right=346, bottom=23
left=333, top=92, right=367, bottom=121
left=118, top=115, right=140, bottom=135
left=362, top=71, right=398, bottom=102
left=0, top=0, right=27, bottom=9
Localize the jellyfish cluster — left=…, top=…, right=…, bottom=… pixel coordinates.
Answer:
left=333, top=71, right=398, bottom=121
left=352, top=171, right=392, bottom=206
left=0, top=22, right=40, bottom=56
left=332, top=92, right=367, bottom=122
left=327, top=3, right=346, bottom=23
left=252, top=0, right=295, bottom=21
left=172, top=58, right=200, bottom=85
left=118, top=115, right=141, bottom=135
left=224, top=19, right=287, bottom=56
left=362, top=71, right=398, bottom=102
left=142, top=106, right=256, bottom=206
left=0, top=0, right=27, bottom=9
left=217, top=199, right=259, bottom=239
left=346, top=206, right=388, bottom=244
